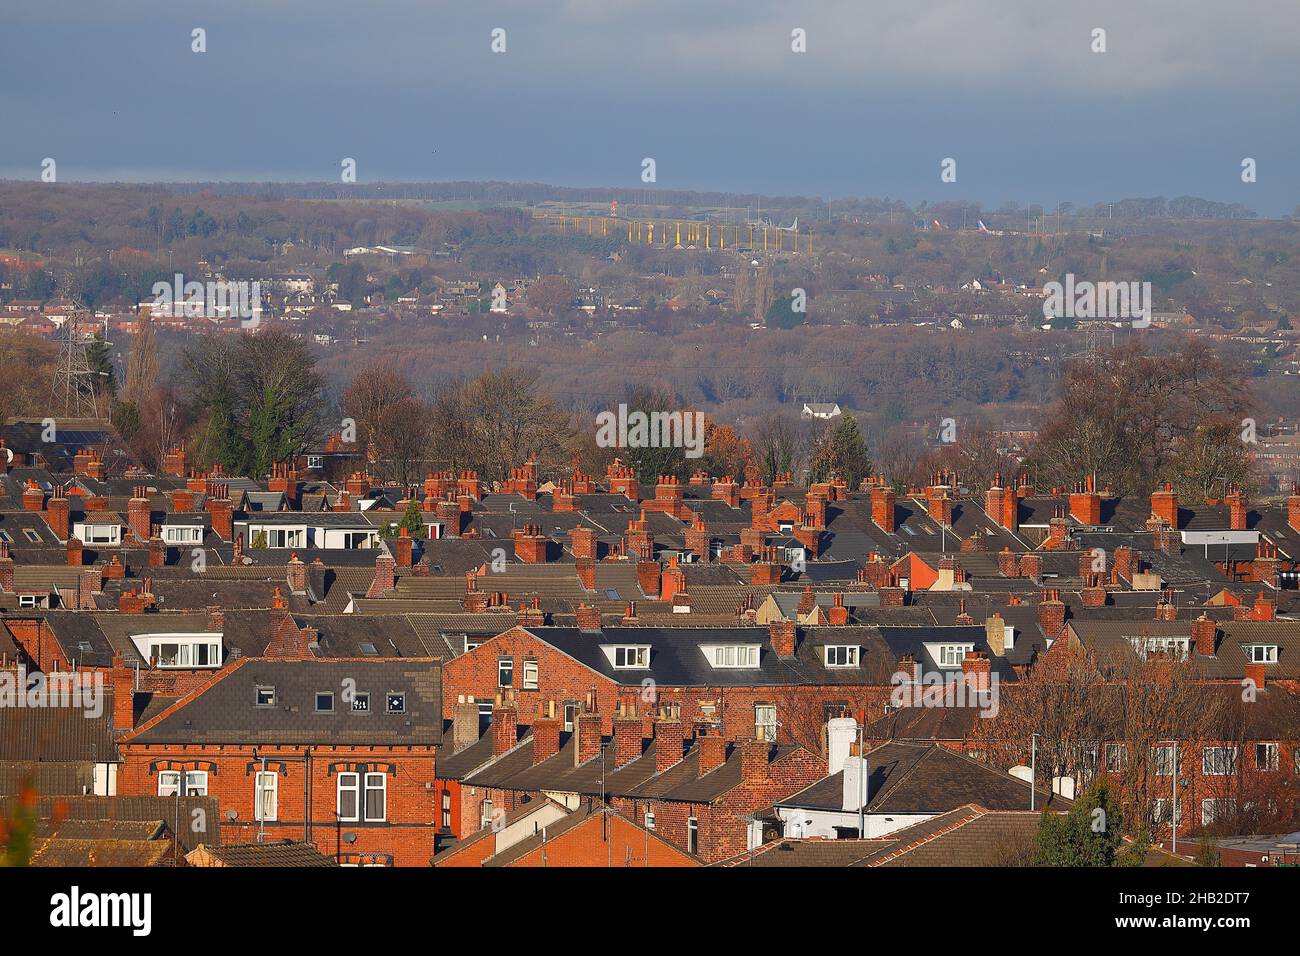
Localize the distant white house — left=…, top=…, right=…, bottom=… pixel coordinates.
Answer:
left=801, top=402, right=842, bottom=420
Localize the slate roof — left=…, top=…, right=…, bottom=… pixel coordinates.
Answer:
left=192, top=839, right=337, bottom=867
left=516, top=624, right=901, bottom=687
left=29, top=836, right=177, bottom=867
left=0, top=695, right=117, bottom=762
left=776, top=742, right=1063, bottom=814
left=720, top=805, right=1046, bottom=867
left=125, top=657, right=442, bottom=746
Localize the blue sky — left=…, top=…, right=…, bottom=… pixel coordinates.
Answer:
left=1, top=0, right=1295, bottom=214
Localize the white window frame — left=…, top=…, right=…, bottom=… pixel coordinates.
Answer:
left=824, top=645, right=859, bottom=668
left=1128, top=636, right=1189, bottom=661
left=158, top=770, right=207, bottom=797
left=148, top=638, right=222, bottom=669
left=755, top=704, right=777, bottom=742
left=1256, top=742, right=1279, bottom=772
left=613, top=646, right=650, bottom=669
left=1246, top=645, right=1278, bottom=664
left=258, top=527, right=306, bottom=549
left=364, top=773, right=387, bottom=822
left=522, top=660, right=539, bottom=690
left=1103, top=742, right=1126, bottom=774
left=254, top=771, right=278, bottom=821
left=1152, top=797, right=1180, bottom=826
left=1202, top=746, right=1237, bottom=776
left=707, top=645, right=760, bottom=669
left=687, top=816, right=699, bottom=854
left=1151, top=744, right=1176, bottom=777
left=936, top=644, right=974, bottom=667
left=1201, top=797, right=1234, bottom=826
left=498, top=657, right=514, bottom=687
left=337, top=772, right=360, bottom=821
left=162, top=525, right=203, bottom=545
left=81, top=523, right=121, bottom=546
left=644, top=810, right=655, bottom=830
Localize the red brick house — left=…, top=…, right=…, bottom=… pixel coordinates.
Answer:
left=440, top=621, right=906, bottom=749
left=433, top=797, right=697, bottom=867
left=115, top=657, right=442, bottom=866
left=440, top=692, right=826, bottom=863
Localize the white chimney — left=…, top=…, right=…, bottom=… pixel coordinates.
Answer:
left=842, top=755, right=870, bottom=812
left=827, top=716, right=858, bottom=776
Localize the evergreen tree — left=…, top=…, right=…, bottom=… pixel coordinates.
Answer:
left=808, top=413, right=871, bottom=487
left=1035, top=776, right=1126, bottom=866
left=85, top=330, right=116, bottom=398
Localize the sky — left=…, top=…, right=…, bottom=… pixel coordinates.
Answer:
left=1, top=0, right=1297, bottom=214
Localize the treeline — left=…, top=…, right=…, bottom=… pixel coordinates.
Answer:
left=0, top=183, right=521, bottom=265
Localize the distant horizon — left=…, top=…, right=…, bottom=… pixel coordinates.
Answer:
left=0, top=176, right=1274, bottom=222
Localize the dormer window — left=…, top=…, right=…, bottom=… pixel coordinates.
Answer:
left=138, top=634, right=223, bottom=669
left=256, top=686, right=276, bottom=707
left=824, top=645, right=859, bottom=668
left=162, top=525, right=203, bottom=545
left=1245, top=645, right=1278, bottom=664
left=704, top=644, right=760, bottom=668
left=934, top=643, right=975, bottom=667
left=609, top=645, right=650, bottom=669
left=1127, top=636, right=1189, bottom=661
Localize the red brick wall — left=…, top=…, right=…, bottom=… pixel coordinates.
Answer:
left=611, top=747, right=825, bottom=863
left=505, top=811, right=697, bottom=866
left=117, top=743, right=439, bottom=866
left=442, top=627, right=892, bottom=746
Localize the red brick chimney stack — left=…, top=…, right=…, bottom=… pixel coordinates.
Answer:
left=575, top=704, right=602, bottom=765
left=1226, top=487, right=1247, bottom=531
left=365, top=552, right=396, bottom=598
left=1151, top=483, right=1178, bottom=527
left=1038, top=589, right=1066, bottom=639
left=109, top=654, right=136, bottom=733
left=739, top=737, right=770, bottom=784
left=492, top=694, right=519, bottom=756
left=205, top=484, right=233, bottom=541
left=769, top=619, right=796, bottom=657
left=870, top=479, right=896, bottom=534
left=532, top=701, right=562, bottom=764
left=697, top=727, right=727, bottom=774
left=613, top=701, right=644, bottom=767
left=653, top=716, right=684, bottom=772
left=1191, top=614, right=1217, bottom=656
left=45, top=486, right=70, bottom=541
left=1068, top=473, right=1102, bottom=526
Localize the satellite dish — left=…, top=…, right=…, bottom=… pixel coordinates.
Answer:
left=1, top=448, right=11, bottom=464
